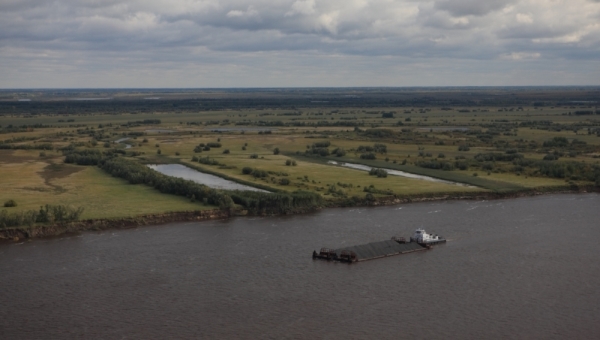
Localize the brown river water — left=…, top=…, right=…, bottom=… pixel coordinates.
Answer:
left=1, top=194, right=599, bottom=339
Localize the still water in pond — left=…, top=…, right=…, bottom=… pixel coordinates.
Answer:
left=327, top=160, right=473, bottom=186
left=148, top=163, right=268, bottom=192
left=1, top=194, right=599, bottom=339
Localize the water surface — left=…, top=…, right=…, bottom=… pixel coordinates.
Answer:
left=148, top=163, right=268, bottom=192
left=328, top=160, right=474, bottom=186
left=1, top=194, right=599, bottom=339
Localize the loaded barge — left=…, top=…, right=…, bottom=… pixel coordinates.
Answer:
left=313, top=229, right=446, bottom=263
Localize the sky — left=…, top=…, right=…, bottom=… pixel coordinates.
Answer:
left=1, top=0, right=600, bottom=88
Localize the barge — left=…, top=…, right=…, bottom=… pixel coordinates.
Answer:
left=312, top=229, right=446, bottom=263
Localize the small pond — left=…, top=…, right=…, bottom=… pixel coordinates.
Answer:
left=148, top=164, right=268, bottom=192
left=327, top=161, right=474, bottom=187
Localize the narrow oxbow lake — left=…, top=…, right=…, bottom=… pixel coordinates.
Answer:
left=1, top=194, right=599, bottom=339
left=148, top=163, right=268, bottom=192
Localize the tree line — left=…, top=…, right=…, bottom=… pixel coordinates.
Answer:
left=64, top=149, right=324, bottom=214
left=0, top=205, right=84, bottom=229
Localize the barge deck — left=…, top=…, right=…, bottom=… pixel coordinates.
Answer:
left=313, top=229, right=446, bottom=263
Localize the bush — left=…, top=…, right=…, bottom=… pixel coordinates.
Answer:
left=285, top=160, right=292, bottom=166
left=250, top=154, right=258, bottom=159
left=207, top=142, right=221, bottom=148
left=332, top=148, right=346, bottom=157
left=252, top=169, right=268, bottom=178
left=369, top=168, right=388, bottom=178
left=157, top=149, right=161, bottom=155
left=4, top=200, right=17, bottom=207
left=279, top=178, right=290, bottom=185
left=360, top=152, right=376, bottom=160
left=458, top=145, right=470, bottom=151
left=223, top=149, right=230, bottom=154
left=273, top=148, right=280, bottom=155
left=242, top=167, right=253, bottom=174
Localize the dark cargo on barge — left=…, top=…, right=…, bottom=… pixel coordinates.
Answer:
left=312, top=229, right=446, bottom=263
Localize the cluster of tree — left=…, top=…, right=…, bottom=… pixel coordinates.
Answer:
left=226, top=190, right=322, bottom=215
left=124, top=119, right=161, bottom=126
left=0, top=142, right=54, bottom=150
left=542, top=137, right=570, bottom=148
left=192, top=156, right=220, bottom=165
left=362, top=185, right=393, bottom=195
left=474, top=153, right=524, bottom=162
left=357, top=143, right=387, bottom=153
left=246, top=168, right=268, bottom=178
left=361, top=129, right=396, bottom=138
left=360, top=152, right=376, bottom=160
left=304, top=141, right=331, bottom=157
left=512, top=158, right=600, bottom=182
left=99, top=157, right=234, bottom=208
left=415, top=160, right=455, bottom=171
left=64, top=149, right=105, bottom=165
left=331, top=148, right=346, bottom=157
left=573, top=110, right=598, bottom=115
left=369, top=168, right=388, bottom=177
left=0, top=205, right=84, bottom=228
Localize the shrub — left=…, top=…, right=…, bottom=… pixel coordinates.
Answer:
left=360, top=152, right=376, bottom=160
left=458, top=145, right=470, bottom=151
left=285, top=160, right=292, bottom=166
left=223, top=149, right=230, bottom=154
left=252, top=169, right=268, bottom=178
left=332, top=148, right=346, bottom=157
left=242, top=167, right=253, bottom=174
left=273, top=148, right=280, bottom=155
left=279, top=178, right=290, bottom=185
left=157, top=149, right=161, bottom=155
left=369, top=168, right=388, bottom=178
left=4, top=200, right=17, bottom=207
left=250, top=154, right=258, bottom=159
left=438, top=153, right=445, bottom=158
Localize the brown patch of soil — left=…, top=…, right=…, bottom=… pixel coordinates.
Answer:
left=0, top=150, right=37, bottom=163
left=38, top=163, right=84, bottom=186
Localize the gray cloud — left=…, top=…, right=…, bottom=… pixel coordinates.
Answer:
left=0, top=0, right=599, bottom=87
left=434, top=0, right=515, bottom=16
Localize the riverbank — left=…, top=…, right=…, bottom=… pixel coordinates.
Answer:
left=0, top=209, right=233, bottom=242
left=1, top=185, right=598, bottom=242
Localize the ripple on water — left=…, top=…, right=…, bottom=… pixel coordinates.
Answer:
left=0, top=194, right=599, bottom=339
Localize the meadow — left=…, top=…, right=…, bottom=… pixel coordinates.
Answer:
left=1, top=88, right=599, bottom=227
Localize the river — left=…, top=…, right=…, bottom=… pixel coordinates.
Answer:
left=1, top=194, right=599, bottom=339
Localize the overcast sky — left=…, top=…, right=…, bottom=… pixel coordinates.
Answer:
left=1, top=0, right=599, bottom=88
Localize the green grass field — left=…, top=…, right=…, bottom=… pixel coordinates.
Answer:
left=1, top=100, right=599, bottom=224
left=0, top=151, right=213, bottom=219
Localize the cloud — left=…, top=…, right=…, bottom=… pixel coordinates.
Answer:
left=0, top=0, right=599, bottom=87
left=434, top=0, right=515, bottom=16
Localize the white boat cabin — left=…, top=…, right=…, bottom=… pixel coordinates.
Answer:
left=410, top=228, right=443, bottom=243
